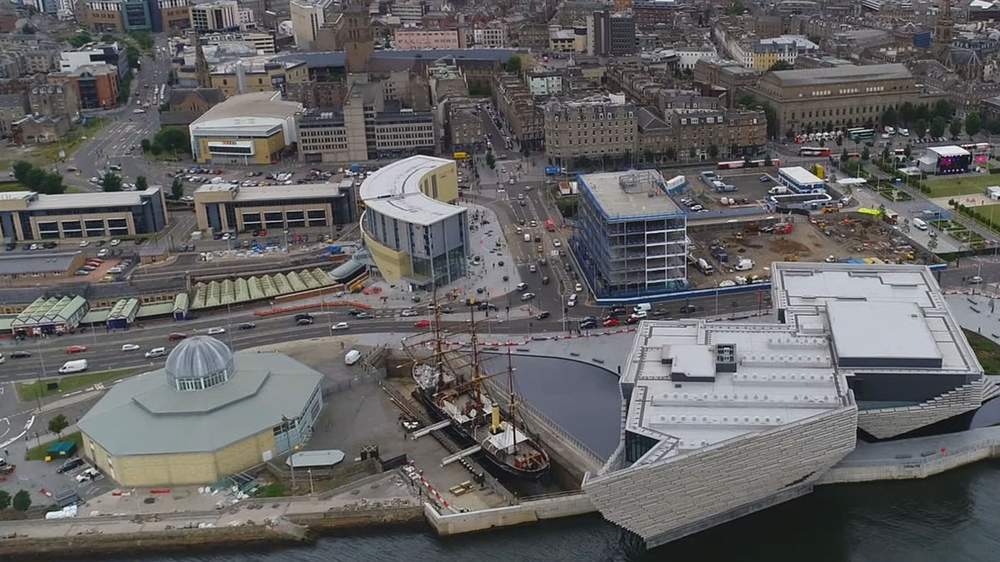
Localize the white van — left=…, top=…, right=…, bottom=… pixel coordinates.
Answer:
left=912, top=217, right=928, bottom=231
left=523, top=233, right=531, bottom=242
left=344, top=349, right=362, bottom=366
left=634, top=303, right=652, bottom=314
left=58, top=359, right=88, bottom=374
left=735, top=258, right=754, bottom=271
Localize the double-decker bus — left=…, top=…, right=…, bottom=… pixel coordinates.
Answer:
left=847, top=128, right=875, bottom=141
left=799, top=146, right=832, bottom=157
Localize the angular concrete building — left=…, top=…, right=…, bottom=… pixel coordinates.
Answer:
left=584, top=263, right=991, bottom=548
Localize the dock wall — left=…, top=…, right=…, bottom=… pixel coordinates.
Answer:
left=423, top=493, right=596, bottom=536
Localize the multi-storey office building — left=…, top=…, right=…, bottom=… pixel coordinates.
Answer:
left=193, top=182, right=355, bottom=233
left=289, top=0, right=332, bottom=49
left=190, top=0, right=240, bottom=31
left=359, top=156, right=468, bottom=286
left=571, top=170, right=687, bottom=301
left=0, top=188, right=167, bottom=241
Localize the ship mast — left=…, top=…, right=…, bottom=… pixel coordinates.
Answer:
left=507, top=346, right=518, bottom=454
left=432, top=283, right=445, bottom=377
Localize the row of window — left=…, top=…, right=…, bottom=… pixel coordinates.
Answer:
left=175, top=368, right=230, bottom=392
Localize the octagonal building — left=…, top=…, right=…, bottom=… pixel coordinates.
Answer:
left=78, top=336, right=324, bottom=487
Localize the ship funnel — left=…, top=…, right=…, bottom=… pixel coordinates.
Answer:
left=490, top=402, right=501, bottom=434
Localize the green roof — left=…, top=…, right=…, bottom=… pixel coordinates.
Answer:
left=108, top=298, right=140, bottom=321
left=12, top=295, right=87, bottom=327
left=188, top=268, right=335, bottom=310
left=137, top=302, right=176, bottom=318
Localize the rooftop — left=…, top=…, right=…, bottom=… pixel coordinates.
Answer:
left=0, top=188, right=160, bottom=211
left=579, top=170, right=682, bottom=220
left=0, top=252, right=81, bottom=275
left=927, top=145, right=970, bottom=158
left=194, top=182, right=348, bottom=201
left=779, top=166, right=825, bottom=186
left=359, top=155, right=465, bottom=226
left=78, top=351, right=323, bottom=456
left=768, top=63, right=912, bottom=86
left=190, top=91, right=302, bottom=128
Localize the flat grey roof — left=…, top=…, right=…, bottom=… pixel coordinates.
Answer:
left=827, top=301, right=942, bottom=367
left=195, top=183, right=347, bottom=201
left=769, top=63, right=911, bottom=86
left=580, top=170, right=681, bottom=220
left=0, top=252, right=80, bottom=275
left=190, top=91, right=301, bottom=126
left=78, top=352, right=323, bottom=456
left=0, top=188, right=159, bottom=211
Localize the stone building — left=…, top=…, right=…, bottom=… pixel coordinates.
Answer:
left=28, top=84, right=79, bottom=120
left=543, top=94, right=637, bottom=166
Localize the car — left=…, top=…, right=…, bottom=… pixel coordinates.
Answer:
left=529, top=264, right=537, bottom=273
left=57, top=458, right=85, bottom=474
left=575, top=282, right=583, bottom=292
left=759, top=175, right=771, bottom=182
left=535, top=311, right=551, bottom=320
left=516, top=282, right=528, bottom=291
left=239, top=322, right=256, bottom=330
left=970, top=275, right=984, bottom=284
left=679, top=304, right=697, bottom=314
left=580, top=319, right=597, bottom=330
left=206, top=327, right=226, bottom=335
left=110, top=239, right=121, bottom=246
left=401, top=309, right=419, bottom=317
left=296, top=317, right=315, bottom=326
left=530, top=220, right=538, bottom=228
left=355, top=312, right=373, bottom=319
left=625, top=315, right=640, bottom=325
left=603, top=318, right=620, bottom=327
left=553, top=239, right=562, bottom=248
left=167, top=332, right=187, bottom=341
left=97, top=248, right=109, bottom=257
left=79, top=240, right=90, bottom=247
left=477, top=302, right=498, bottom=312
left=331, top=322, right=350, bottom=331
left=120, top=344, right=140, bottom=352
left=65, top=345, right=87, bottom=354
left=414, top=319, right=431, bottom=329
left=75, top=467, right=101, bottom=482
left=520, top=292, right=536, bottom=301
left=11, top=351, right=31, bottom=359
left=145, top=347, right=166, bottom=358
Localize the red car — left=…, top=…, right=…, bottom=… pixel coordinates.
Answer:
left=625, top=315, right=641, bottom=325
left=603, top=318, right=620, bottom=328
left=414, top=320, right=431, bottom=329
left=168, top=332, right=188, bottom=341
left=65, top=345, right=88, bottom=354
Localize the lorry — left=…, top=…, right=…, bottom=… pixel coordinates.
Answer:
left=327, top=245, right=344, bottom=255
left=58, top=359, right=88, bottom=374
left=544, top=166, right=562, bottom=176
left=544, top=218, right=556, bottom=232
left=695, top=257, right=714, bottom=275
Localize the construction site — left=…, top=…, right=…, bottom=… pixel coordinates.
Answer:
left=686, top=211, right=942, bottom=287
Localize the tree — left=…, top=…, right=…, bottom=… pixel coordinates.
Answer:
left=881, top=147, right=891, bottom=162
left=930, top=116, right=947, bottom=138
left=736, top=94, right=756, bottom=108
left=135, top=176, right=148, bottom=191
left=171, top=177, right=184, bottom=200
left=39, top=172, right=65, bottom=195
left=881, top=107, right=898, bottom=127
left=504, top=55, right=522, bottom=74
left=707, top=144, right=720, bottom=159
left=67, top=32, right=93, bottom=48
left=933, top=99, right=955, bottom=120
left=0, top=490, right=9, bottom=510
left=768, top=60, right=793, bottom=71
left=485, top=152, right=495, bottom=169
left=987, top=119, right=1000, bottom=135
left=153, top=128, right=190, bottom=154
left=861, top=146, right=870, bottom=161
left=949, top=119, right=962, bottom=139
left=48, top=414, right=68, bottom=437
left=25, top=168, right=45, bottom=190
left=101, top=172, right=122, bottom=192
left=841, top=148, right=849, bottom=162
left=12, top=490, right=30, bottom=512
left=966, top=112, right=982, bottom=138
left=140, top=139, right=151, bottom=152
left=914, top=118, right=928, bottom=139
left=899, top=102, right=916, bottom=125
left=12, top=161, right=32, bottom=184
left=764, top=153, right=773, bottom=166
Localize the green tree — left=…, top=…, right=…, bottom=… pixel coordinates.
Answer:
left=485, top=152, right=495, bottom=169
left=725, top=0, right=745, bottom=15
left=914, top=118, right=928, bottom=139
left=39, top=172, right=65, bottom=195
left=933, top=99, right=955, bottom=120
left=11, top=161, right=32, bottom=184
left=125, top=46, right=140, bottom=69
left=504, top=55, right=522, bottom=74
left=966, top=112, right=982, bottom=138
left=707, top=144, right=720, bottom=159
left=881, top=147, right=891, bottom=162
left=949, top=119, right=962, bottom=138
left=987, top=119, right=1000, bottom=135
left=881, top=107, right=898, bottom=127
left=899, top=102, right=916, bottom=124
left=768, top=60, right=793, bottom=71
left=24, top=168, right=45, bottom=190
left=140, top=139, right=151, bottom=152
left=861, top=146, right=870, bottom=161
left=12, top=490, right=30, bottom=512
left=841, top=148, right=849, bottom=162
left=736, top=94, right=756, bottom=108
left=101, top=172, right=123, bottom=192
left=67, top=32, right=93, bottom=48
left=48, top=414, right=68, bottom=437
left=171, top=177, right=184, bottom=200
left=930, top=116, right=947, bottom=138
left=154, top=128, right=190, bottom=153
left=0, top=490, right=10, bottom=510
left=135, top=176, right=148, bottom=191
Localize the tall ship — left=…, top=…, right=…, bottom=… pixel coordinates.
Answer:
left=408, top=304, right=550, bottom=480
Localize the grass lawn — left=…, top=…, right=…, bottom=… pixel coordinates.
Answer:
left=0, top=118, right=107, bottom=171
left=16, top=367, right=140, bottom=402
left=26, top=432, right=83, bottom=461
left=926, top=174, right=1000, bottom=198
left=964, top=329, right=1000, bottom=374
left=0, top=183, right=26, bottom=192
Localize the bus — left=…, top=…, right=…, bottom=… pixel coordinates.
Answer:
left=847, top=128, right=875, bottom=141
left=717, top=158, right=782, bottom=170
left=718, top=160, right=745, bottom=169
left=452, top=151, right=470, bottom=160
left=799, top=146, right=832, bottom=157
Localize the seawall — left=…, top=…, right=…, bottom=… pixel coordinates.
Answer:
left=423, top=493, right=595, bottom=536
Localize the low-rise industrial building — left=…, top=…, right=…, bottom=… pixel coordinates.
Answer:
left=193, top=182, right=356, bottom=233
left=571, top=170, right=687, bottom=302
left=777, top=166, right=827, bottom=193
left=0, top=252, right=86, bottom=284
left=359, top=155, right=468, bottom=286
left=0, top=188, right=167, bottom=241
left=189, top=91, right=303, bottom=165
left=584, top=262, right=990, bottom=548
left=78, top=336, right=324, bottom=487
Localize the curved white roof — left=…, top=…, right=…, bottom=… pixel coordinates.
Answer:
left=360, top=155, right=465, bottom=226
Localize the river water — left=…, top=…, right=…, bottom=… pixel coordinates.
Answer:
left=67, top=357, right=1000, bottom=561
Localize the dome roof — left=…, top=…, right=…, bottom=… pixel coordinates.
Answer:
left=165, top=336, right=235, bottom=388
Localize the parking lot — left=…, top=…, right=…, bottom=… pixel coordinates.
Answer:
left=676, top=171, right=777, bottom=212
